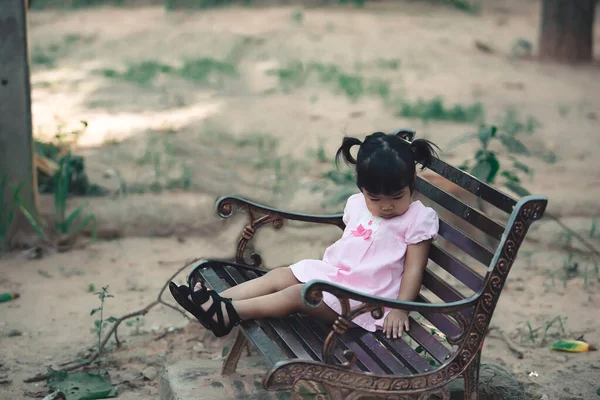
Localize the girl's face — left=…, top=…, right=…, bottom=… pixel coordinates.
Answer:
left=362, top=187, right=412, bottom=219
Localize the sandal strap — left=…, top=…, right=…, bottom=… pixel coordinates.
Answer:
left=205, top=290, right=225, bottom=325
left=190, top=286, right=210, bottom=305
left=222, top=298, right=241, bottom=327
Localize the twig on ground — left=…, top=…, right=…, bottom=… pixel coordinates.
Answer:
left=547, top=213, right=600, bottom=260
left=154, top=327, right=184, bottom=341
left=488, top=325, right=525, bottom=359
left=24, top=258, right=201, bottom=383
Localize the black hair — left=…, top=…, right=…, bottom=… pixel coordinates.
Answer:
left=335, top=131, right=439, bottom=195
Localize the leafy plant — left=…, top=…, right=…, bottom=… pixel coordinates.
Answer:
left=90, top=286, right=117, bottom=354
left=0, top=175, right=18, bottom=253
left=590, top=216, right=599, bottom=239
left=14, top=152, right=97, bottom=248
left=125, top=316, right=145, bottom=335
left=53, top=153, right=97, bottom=240
left=307, top=139, right=328, bottom=164
left=449, top=119, right=554, bottom=197
left=520, top=317, right=568, bottom=346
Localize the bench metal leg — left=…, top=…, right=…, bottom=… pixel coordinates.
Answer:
left=463, top=353, right=481, bottom=400
left=221, top=330, right=249, bottom=375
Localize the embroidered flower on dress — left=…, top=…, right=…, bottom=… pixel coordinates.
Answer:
left=351, top=224, right=372, bottom=240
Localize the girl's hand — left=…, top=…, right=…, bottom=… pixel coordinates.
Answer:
left=383, top=310, right=409, bottom=339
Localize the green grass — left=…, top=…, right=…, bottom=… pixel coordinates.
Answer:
left=375, top=58, right=400, bottom=70
left=102, top=61, right=173, bottom=86
left=396, top=96, right=485, bottom=123
left=498, top=108, right=540, bottom=136
left=290, top=10, right=304, bottom=24
left=101, top=58, right=237, bottom=86
left=30, top=34, right=93, bottom=69
left=267, top=61, right=391, bottom=101
left=30, top=47, right=58, bottom=68
left=119, top=135, right=193, bottom=194
left=520, top=316, right=568, bottom=347
left=424, top=0, right=480, bottom=14
left=177, top=58, right=238, bottom=82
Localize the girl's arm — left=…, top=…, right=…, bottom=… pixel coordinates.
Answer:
left=383, top=240, right=431, bottom=338
left=397, top=240, right=431, bottom=302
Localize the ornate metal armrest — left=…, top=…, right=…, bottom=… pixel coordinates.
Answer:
left=302, top=279, right=478, bottom=315
left=217, top=196, right=345, bottom=268
left=301, top=279, right=479, bottom=368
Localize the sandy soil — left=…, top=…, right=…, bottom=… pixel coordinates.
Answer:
left=1, top=1, right=600, bottom=399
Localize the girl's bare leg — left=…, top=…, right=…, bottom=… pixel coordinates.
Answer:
left=217, top=267, right=300, bottom=300
left=189, top=267, right=310, bottom=323
left=232, top=284, right=338, bottom=323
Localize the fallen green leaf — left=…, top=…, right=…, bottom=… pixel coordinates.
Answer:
left=47, top=368, right=117, bottom=400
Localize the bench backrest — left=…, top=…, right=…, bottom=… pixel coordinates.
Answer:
left=397, top=131, right=547, bottom=342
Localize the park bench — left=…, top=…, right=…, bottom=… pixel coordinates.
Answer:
left=188, top=132, right=548, bottom=399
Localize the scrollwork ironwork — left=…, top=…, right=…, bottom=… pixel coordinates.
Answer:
left=216, top=196, right=344, bottom=268
left=271, top=197, right=547, bottom=399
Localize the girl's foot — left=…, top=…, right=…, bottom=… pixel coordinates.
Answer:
left=191, top=282, right=241, bottom=337
left=169, top=280, right=241, bottom=337
left=168, top=282, right=213, bottom=331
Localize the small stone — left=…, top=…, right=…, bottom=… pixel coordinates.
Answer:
left=6, top=329, right=22, bottom=337
left=24, top=246, right=44, bottom=260
left=103, top=169, right=116, bottom=179
left=193, top=342, right=207, bottom=352
left=540, top=394, right=549, bottom=400
left=142, top=366, right=158, bottom=381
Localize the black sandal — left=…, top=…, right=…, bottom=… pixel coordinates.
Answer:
left=168, top=282, right=214, bottom=330
left=203, top=290, right=242, bottom=337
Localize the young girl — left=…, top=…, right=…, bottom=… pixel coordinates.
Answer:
left=169, top=131, right=439, bottom=340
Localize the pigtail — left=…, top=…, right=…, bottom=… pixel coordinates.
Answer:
left=410, top=139, right=439, bottom=170
left=335, top=136, right=363, bottom=166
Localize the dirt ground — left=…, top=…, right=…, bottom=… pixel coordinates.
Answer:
left=1, top=0, right=600, bottom=399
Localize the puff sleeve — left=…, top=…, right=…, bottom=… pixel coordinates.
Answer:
left=342, top=193, right=361, bottom=225
left=405, top=206, right=439, bottom=245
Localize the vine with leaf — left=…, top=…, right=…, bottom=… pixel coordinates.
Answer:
left=450, top=119, right=600, bottom=260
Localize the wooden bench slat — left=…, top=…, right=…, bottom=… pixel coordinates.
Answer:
left=422, top=269, right=465, bottom=303
left=438, top=219, right=494, bottom=267
left=346, top=329, right=413, bottom=375
left=222, top=266, right=318, bottom=361
left=241, top=268, right=357, bottom=369
left=200, top=268, right=288, bottom=365
left=240, top=269, right=335, bottom=364
left=374, top=332, right=433, bottom=373
left=429, top=244, right=484, bottom=292
left=285, top=317, right=326, bottom=362
left=427, top=157, right=517, bottom=214
left=302, top=316, right=385, bottom=374
left=405, top=316, right=451, bottom=363
left=415, top=177, right=505, bottom=240
left=416, top=294, right=461, bottom=338
left=312, top=319, right=388, bottom=375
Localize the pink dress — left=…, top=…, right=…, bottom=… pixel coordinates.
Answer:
left=290, top=193, right=439, bottom=332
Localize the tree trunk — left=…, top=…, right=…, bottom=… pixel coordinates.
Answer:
left=539, top=0, right=596, bottom=63
left=0, top=0, right=36, bottom=248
